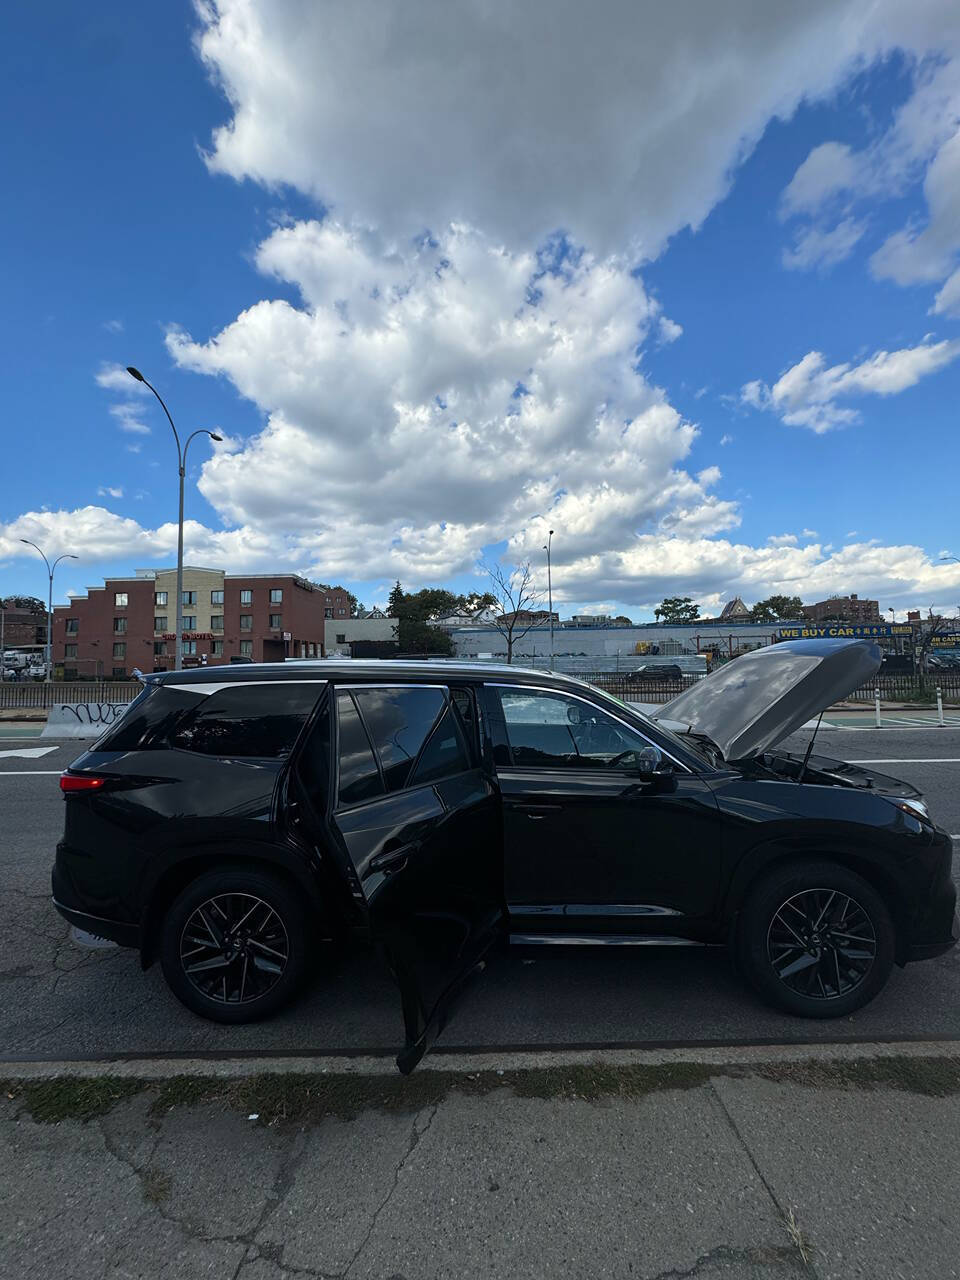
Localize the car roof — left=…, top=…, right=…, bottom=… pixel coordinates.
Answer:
left=146, top=659, right=592, bottom=691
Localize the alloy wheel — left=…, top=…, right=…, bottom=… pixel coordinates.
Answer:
left=179, top=893, right=289, bottom=1004
left=766, top=888, right=877, bottom=1000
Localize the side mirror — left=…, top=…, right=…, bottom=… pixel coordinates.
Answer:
left=635, top=744, right=666, bottom=777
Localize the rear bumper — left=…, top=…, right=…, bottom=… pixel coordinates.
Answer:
left=51, top=858, right=140, bottom=948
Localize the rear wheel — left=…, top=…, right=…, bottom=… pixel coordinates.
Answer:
left=737, top=860, right=895, bottom=1018
left=160, top=868, right=308, bottom=1023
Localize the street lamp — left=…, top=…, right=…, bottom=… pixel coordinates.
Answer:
left=542, top=528, right=554, bottom=669
left=19, top=541, right=78, bottom=681
left=127, top=367, right=222, bottom=670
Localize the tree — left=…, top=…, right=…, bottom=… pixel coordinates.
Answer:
left=613, top=615, right=633, bottom=626
left=749, top=595, right=804, bottom=623
left=387, top=581, right=405, bottom=617
left=655, top=596, right=700, bottom=624
left=483, top=561, right=545, bottom=663
left=1, top=595, right=45, bottom=613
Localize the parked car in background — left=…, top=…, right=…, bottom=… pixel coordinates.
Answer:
left=53, top=640, right=957, bottom=1072
left=627, top=662, right=683, bottom=681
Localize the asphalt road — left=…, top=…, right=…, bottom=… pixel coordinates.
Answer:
left=1, top=726, right=959, bottom=1063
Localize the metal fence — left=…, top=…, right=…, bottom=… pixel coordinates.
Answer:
left=0, top=681, right=141, bottom=709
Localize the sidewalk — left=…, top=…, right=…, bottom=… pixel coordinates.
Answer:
left=3, top=1046, right=959, bottom=1279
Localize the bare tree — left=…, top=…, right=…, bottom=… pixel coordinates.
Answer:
left=483, top=561, right=546, bottom=663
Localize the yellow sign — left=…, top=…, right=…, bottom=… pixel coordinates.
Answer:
left=778, top=623, right=912, bottom=640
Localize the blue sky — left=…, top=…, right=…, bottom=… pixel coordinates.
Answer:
left=2, top=1, right=960, bottom=619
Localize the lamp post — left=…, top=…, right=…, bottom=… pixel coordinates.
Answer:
left=127, top=368, right=221, bottom=670
left=19, top=541, right=78, bottom=681
left=542, top=528, right=554, bottom=669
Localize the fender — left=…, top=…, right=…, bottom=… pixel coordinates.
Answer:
left=137, top=834, right=356, bottom=967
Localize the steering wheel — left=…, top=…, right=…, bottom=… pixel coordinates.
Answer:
left=605, top=749, right=643, bottom=769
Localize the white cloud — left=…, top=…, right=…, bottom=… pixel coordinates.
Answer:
left=194, top=0, right=960, bottom=257
left=932, top=266, right=960, bottom=315
left=781, top=56, right=960, bottom=294
left=767, top=533, right=799, bottom=546
left=95, top=362, right=150, bottom=394
left=719, top=434, right=733, bottom=445
left=97, top=486, right=124, bottom=499
left=102, top=319, right=124, bottom=333
left=657, top=316, right=683, bottom=344
left=108, top=403, right=151, bottom=435
left=779, top=142, right=863, bottom=218
left=802, top=527, right=818, bottom=538
left=781, top=217, right=866, bottom=271
left=743, top=338, right=960, bottom=432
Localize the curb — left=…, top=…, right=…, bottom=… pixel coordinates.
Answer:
left=3, top=1038, right=959, bottom=1081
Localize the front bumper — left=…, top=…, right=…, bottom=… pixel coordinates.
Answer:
left=902, top=828, right=958, bottom=964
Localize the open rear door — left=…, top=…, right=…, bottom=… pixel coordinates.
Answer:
left=324, top=683, right=504, bottom=1072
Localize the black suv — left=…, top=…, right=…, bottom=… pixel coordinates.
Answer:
left=53, top=640, right=957, bottom=1071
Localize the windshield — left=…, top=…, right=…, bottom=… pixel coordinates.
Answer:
left=569, top=678, right=717, bottom=767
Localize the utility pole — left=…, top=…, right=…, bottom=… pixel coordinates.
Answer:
left=126, top=368, right=221, bottom=669
left=19, top=542, right=78, bottom=681
left=542, top=528, right=554, bottom=669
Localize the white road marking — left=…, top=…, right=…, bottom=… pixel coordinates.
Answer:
left=845, top=758, right=960, bottom=764
left=0, top=746, right=58, bottom=760
left=0, top=770, right=62, bottom=776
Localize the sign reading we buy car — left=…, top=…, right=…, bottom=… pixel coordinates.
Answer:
left=778, top=624, right=913, bottom=640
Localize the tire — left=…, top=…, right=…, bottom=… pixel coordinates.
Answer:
left=736, top=859, right=895, bottom=1018
left=160, top=867, right=308, bottom=1024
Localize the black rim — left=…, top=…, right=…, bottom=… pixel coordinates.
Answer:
left=766, top=888, right=877, bottom=1000
left=179, top=893, right=289, bottom=1004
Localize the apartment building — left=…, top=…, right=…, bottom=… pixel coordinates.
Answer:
left=51, top=567, right=351, bottom=676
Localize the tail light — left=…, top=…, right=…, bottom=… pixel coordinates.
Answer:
left=60, top=773, right=107, bottom=793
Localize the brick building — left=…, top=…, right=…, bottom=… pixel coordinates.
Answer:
left=51, top=567, right=351, bottom=677
left=1, top=602, right=48, bottom=652
left=801, top=594, right=881, bottom=624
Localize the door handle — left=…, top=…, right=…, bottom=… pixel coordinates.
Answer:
left=503, top=801, right=562, bottom=812
left=369, top=843, right=418, bottom=875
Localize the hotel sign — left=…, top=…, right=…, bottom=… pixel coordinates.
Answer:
left=778, top=624, right=912, bottom=640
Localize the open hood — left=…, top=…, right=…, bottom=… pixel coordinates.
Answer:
left=653, top=638, right=881, bottom=761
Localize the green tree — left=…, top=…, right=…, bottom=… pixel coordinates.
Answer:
left=1, top=595, right=45, bottom=612
left=749, top=594, right=804, bottom=623
left=654, top=596, right=700, bottom=624
left=387, top=581, right=405, bottom=617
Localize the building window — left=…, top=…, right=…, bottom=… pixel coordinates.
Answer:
left=154, top=641, right=167, bottom=657
left=182, top=616, right=197, bottom=631
left=211, top=615, right=224, bottom=632
left=155, top=591, right=167, bottom=607
left=337, top=608, right=347, bottom=616
left=308, top=643, right=316, bottom=657
left=65, top=618, right=79, bottom=634
left=240, top=589, right=252, bottom=606
left=154, top=616, right=167, bottom=632
left=270, top=588, right=283, bottom=604
left=112, top=667, right=127, bottom=678
left=182, top=590, right=197, bottom=606
left=183, top=640, right=197, bottom=656
left=269, top=613, right=282, bottom=629
left=114, top=592, right=128, bottom=607
left=324, top=607, right=333, bottom=618
left=239, top=639, right=253, bottom=657
left=114, top=617, right=127, bottom=634
left=113, top=642, right=126, bottom=658
left=64, top=643, right=78, bottom=659
left=240, top=614, right=253, bottom=631
left=211, top=589, right=224, bottom=605
left=212, top=639, right=223, bottom=656
left=336, top=633, right=346, bottom=644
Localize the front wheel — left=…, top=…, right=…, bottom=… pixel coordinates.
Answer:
left=160, top=868, right=308, bottom=1023
left=737, top=860, right=895, bottom=1018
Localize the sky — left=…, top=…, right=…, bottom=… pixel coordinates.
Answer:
left=2, top=0, right=960, bottom=621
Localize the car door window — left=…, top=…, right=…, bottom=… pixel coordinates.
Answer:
left=351, top=686, right=446, bottom=792
left=408, top=705, right=471, bottom=786
left=336, top=692, right=384, bottom=807
left=170, top=683, right=322, bottom=758
left=495, top=687, right=652, bottom=769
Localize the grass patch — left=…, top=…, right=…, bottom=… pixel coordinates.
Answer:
left=2, top=1077, right=146, bottom=1124
left=5, top=1055, right=959, bottom=1126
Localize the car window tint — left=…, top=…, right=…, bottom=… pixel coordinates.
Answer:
left=97, top=684, right=207, bottom=751
left=408, top=706, right=470, bottom=786
left=352, top=687, right=445, bottom=792
left=170, top=683, right=321, bottom=758
left=296, top=698, right=331, bottom=806
left=498, top=688, right=648, bottom=769
left=336, top=692, right=384, bottom=807
left=449, top=686, right=478, bottom=757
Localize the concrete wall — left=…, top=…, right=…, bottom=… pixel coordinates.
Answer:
left=324, top=617, right=399, bottom=652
